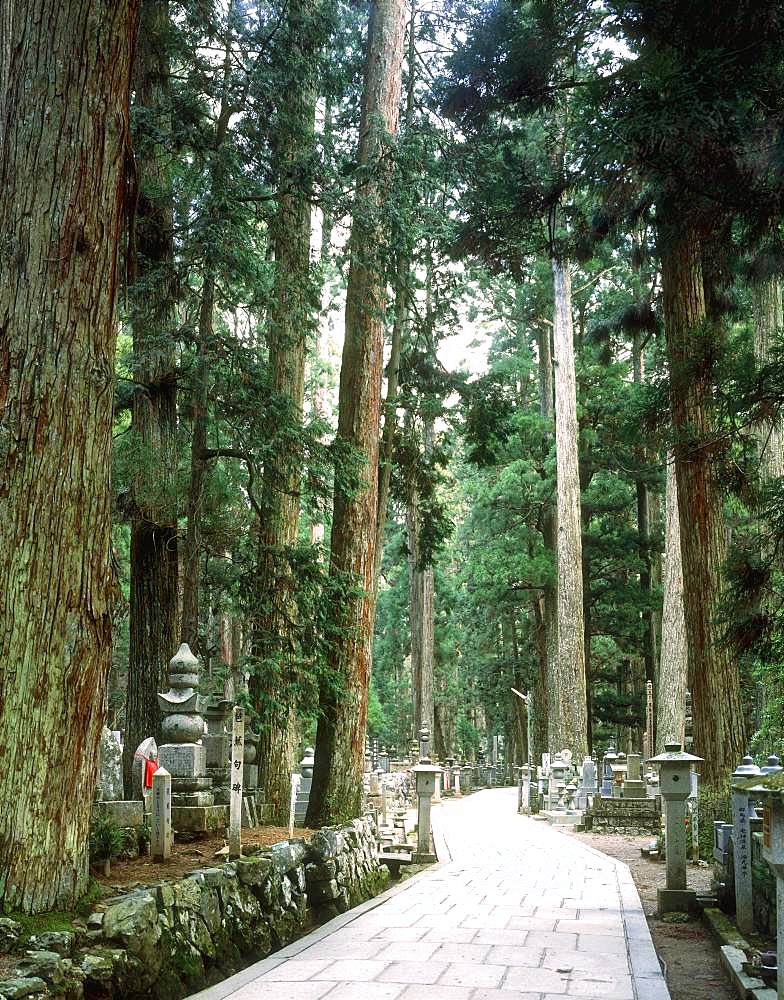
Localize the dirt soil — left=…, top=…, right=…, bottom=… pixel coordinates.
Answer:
left=93, top=825, right=316, bottom=891
left=561, top=829, right=735, bottom=1000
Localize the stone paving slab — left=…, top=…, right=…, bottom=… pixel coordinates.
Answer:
left=189, top=788, right=671, bottom=1000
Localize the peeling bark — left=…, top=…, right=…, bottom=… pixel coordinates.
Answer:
left=307, top=0, right=406, bottom=826
left=660, top=222, right=745, bottom=782
left=550, top=259, right=587, bottom=759
left=0, top=0, right=137, bottom=912
left=657, top=455, right=687, bottom=750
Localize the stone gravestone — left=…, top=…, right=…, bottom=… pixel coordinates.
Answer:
left=601, top=746, right=617, bottom=798
left=203, top=698, right=232, bottom=806
left=623, top=753, right=647, bottom=799
left=576, top=756, right=597, bottom=810
left=151, top=766, right=172, bottom=861
left=294, top=748, right=315, bottom=824
left=158, top=644, right=226, bottom=834
left=96, top=727, right=123, bottom=801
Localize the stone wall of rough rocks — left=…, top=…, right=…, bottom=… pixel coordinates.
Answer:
left=0, top=818, right=388, bottom=1000
left=584, top=796, right=661, bottom=836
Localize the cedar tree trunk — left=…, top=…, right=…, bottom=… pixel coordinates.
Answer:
left=307, top=0, right=406, bottom=826
left=660, top=223, right=745, bottom=782
left=0, top=0, right=137, bottom=912
left=550, top=259, right=587, bottom=759
left=657, top=455, right=687, bottom=750
left=252, top=0, right=319, bottom=824
left=124, top=0, right=179, bottom=793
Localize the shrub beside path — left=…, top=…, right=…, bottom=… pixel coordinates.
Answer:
left=190, top=786, right=671, bottom=1000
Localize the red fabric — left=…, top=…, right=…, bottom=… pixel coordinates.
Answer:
left=144, top=758, right=158, bottom=789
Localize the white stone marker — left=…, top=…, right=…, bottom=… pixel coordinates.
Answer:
left=453, top=765, right=462, bottom=798
left=689, top=770, right=699, bottom=862
left=151, top=766, right=172, bottom=861
left=289, top=771, right=301, bottom=839
left=229, top=705, right=245, bottom=859
left=731, top=756, right=761, bottom=935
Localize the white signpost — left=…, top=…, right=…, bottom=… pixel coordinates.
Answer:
left=229, top=705, right=245, bottom=859
left=289, top=771, right=301, bottom=840
left=151, top=766, right=172, bottom=861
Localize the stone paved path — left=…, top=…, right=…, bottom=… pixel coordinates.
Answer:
left=191, top=787, right=671, bottom=1000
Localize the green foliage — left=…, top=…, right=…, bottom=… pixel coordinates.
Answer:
left=89, top=815, right=130, bottom=865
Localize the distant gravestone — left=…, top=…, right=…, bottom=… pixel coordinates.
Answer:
left=576, top=757, right=596, bottom=810
left=96, top=727, right=123, bottom=801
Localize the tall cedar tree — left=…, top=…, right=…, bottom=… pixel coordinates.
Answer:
left=307, top=0, right=407, bottom=826
left=124, top=0, right=179, bottom=792
left=0, top=0, right=138, bottom=911
left=252, top=0, right=321, bottom=824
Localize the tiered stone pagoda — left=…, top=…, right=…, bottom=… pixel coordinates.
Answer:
left=158, top=644, right=228, bottom=834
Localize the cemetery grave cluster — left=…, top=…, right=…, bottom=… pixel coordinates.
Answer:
left=8, top=644, right=784, bottom=1000
left=0, top=650, right=523, bottom=1000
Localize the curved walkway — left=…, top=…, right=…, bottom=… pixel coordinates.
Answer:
left=191, top=787, right=671, bottom=1000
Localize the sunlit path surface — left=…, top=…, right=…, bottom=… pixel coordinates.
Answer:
left=190, top=787, right=670, bottom=1000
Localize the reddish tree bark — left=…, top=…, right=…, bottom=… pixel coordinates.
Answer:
left=0, top=0, right=138, bottom=912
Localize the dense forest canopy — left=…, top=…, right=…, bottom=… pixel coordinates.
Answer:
left=3, top=0, right=784, bottom=912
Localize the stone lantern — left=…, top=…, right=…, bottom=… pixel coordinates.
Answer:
left=412, top=724, right=441, bottom=863
left=648, top=742, right=704, bottom=913
left=735, top=768, right=784, bottom=1000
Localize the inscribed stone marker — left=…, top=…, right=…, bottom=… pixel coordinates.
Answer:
left=229, top=705, right=245, bottom=859
left=151, top=766, right=172, bottom=861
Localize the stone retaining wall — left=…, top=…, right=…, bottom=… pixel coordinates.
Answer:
left=0, top=818, right=388, bottom=1000
left=583, top=796, right=661, bottom=836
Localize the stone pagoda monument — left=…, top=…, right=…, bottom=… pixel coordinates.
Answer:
left=158, top=644, right=228, bottom=834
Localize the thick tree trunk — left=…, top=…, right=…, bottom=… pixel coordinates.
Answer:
left=550, top=259, right=588, bottom=759
left=0, top=0, right=137, bottom=912
left=251, top=0, right=318, bottom=824
left=124, top=0, right=179, bottom=794
left=374, top=269, right=406, bottom=586
left=373, top=0, right=415, bottom=587
left=632, top=332, right=656, bottom=690
left=535, top=323, right=555, bottom=755
left=306, top=0, right=406, bottom=826
left=657, top=455, right=687, bottom=750
left=660, top=223, right=745, bottom=781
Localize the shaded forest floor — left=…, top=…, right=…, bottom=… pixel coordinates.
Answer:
left=563, top=828, right=736, bottom=1000
left=93, top=824, right=316, bottom=890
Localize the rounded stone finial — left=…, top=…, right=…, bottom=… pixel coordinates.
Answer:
left=761, top=754, right=783, bottom=775
left=168, top=643, right=200, bottom=689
